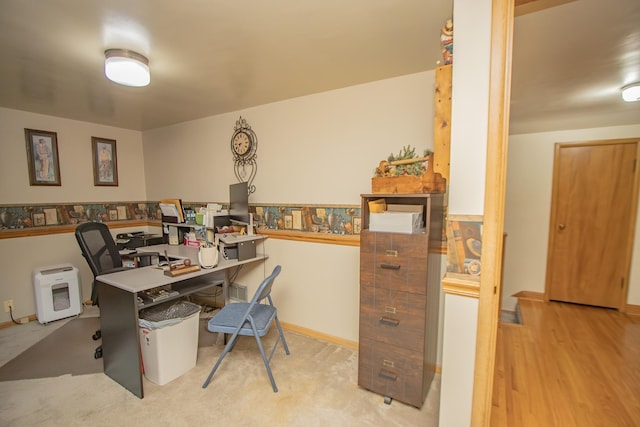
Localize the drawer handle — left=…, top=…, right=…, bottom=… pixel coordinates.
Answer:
left=379, top=316, right=400, bottom=327
left=380, top=263, right=400, bottom=270
left=378, top=369, right=398, bottom=381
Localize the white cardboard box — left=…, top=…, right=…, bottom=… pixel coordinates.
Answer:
left=369, top=204, right=424, bottom=234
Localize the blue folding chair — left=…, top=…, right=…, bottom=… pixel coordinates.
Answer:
left=202, top=265, right=290, bottom=392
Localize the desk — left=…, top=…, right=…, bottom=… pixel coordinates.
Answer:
left=96, top=240, right=267, bottom=398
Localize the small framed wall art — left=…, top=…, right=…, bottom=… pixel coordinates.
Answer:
left=91, top=137, right=118, bottom=186
left=353, top=217, right=362, bottom=235
left=25, top=128, right=61, bottom=186
left=32, top=212, right=46, bottom=227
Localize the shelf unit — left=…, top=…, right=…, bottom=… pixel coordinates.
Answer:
left=162, top=212, right=230, bottom=245
left=136, top=276, right=225, bottom=310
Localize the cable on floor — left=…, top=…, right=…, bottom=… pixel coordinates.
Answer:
left=9, top=306, right=22, bottom=325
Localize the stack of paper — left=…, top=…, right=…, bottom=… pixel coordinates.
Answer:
left=160, top=199, right=184, bottom=222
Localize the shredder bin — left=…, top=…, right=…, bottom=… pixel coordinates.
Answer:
left=138, top=300, right=201, bottom=385
left=32, top=264, right=82, bottom=324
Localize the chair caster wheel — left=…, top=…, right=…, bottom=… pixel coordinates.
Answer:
left=94, top=348, right=103, bottom=359
left=93, top=330, right=101, bottom=340
left=384, top=396, right=392, bottom=405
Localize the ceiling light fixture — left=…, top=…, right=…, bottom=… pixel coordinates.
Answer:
left=621, top=83, right=640, bottom=102
left=104, top=49, right=150, bottom=87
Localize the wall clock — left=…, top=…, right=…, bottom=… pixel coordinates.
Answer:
left=230, top=116, right=257, bottom=194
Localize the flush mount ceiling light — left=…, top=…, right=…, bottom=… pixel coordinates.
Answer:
left=621, top=83, right=640, bottom=102
left=104, top=49, right=150, bottom=87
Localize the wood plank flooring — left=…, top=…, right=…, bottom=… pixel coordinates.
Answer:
left=491, top=299, right=640, bottom=426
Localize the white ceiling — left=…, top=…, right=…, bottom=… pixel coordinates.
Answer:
left=0, top=0, right=638, bottom=134
left=510, top=0, right=640, bottom=134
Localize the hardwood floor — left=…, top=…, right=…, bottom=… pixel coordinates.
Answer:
left=491, top=298, right=640, bottom=426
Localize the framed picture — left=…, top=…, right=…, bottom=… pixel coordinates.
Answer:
left=91, top=137, right=118, bottom=186
left=292, top=210, right=302, bottom=230
left=116, top=205, right=127, bottom=219
left=353, top=217, right=362, bottom=235
left=32, top=212, right=46, bottom=227
left=43, top=208, right=58, bottom=225
left=25, top=129, right=61, bottom=186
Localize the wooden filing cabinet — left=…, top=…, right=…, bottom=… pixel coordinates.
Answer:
left=358, top=193, right=443, bottom=408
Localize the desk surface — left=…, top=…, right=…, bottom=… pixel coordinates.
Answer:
left=99, top=243, right=267, bottom=293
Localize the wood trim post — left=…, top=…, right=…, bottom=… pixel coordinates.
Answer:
left=471, top=0, right=514, bottom=425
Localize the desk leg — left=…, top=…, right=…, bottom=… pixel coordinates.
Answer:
left=97, top=281, right=144, bottom=398
left=222, top=270, right=233, bottom=345
left=223, top=270, right=230, bottom=305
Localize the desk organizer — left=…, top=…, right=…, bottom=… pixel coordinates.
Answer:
left=164, top=265, right=201, bottom=277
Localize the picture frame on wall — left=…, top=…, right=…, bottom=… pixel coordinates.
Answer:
left=25, top=128, right=61, bottom=186
left=43, top=208, right=58, bottom=225
left=353, top=217, right=362, bottom=235
left=32, top=212, right=46, bottom=227
left=91, top=136, right=118, bottom=186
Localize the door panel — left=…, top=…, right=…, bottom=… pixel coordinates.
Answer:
left=546, top=142, right=637, bottom=308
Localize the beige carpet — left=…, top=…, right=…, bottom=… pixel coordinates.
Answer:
left=0, top=318, right=440, bottom=426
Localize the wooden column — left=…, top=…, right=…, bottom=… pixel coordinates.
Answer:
left=433, top=64, right=452, bottom=182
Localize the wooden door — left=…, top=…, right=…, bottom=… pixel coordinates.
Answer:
left=546, top=140, right=639, bottom=309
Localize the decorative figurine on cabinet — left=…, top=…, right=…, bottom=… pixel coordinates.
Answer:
left=440, top=19, right=453, bottom=65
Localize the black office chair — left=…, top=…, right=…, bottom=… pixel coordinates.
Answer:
left=75, top=222, right=157, bottom=359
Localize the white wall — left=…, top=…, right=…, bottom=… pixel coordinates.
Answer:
left=0, top=107, right=146, bottom=204
left=248, top=239, right=361, bottom=341
left=143, top=71, right=435, bottom=205
left=0, top=107, right=147, bottom=323
left=439, top=0, right=493, bottom=424
left=447, top=0, right=491, bottom=216
left=440, top=294, right=479, bottom=425
left=503, top=124, right=640, bottom=311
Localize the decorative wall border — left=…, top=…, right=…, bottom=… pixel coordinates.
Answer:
left=0, top=201, right=448, bottom=251
left=0, top=201, right=161, bottom=236
left=446, top=214, right=483, bottom=276
left=0, top=201, right=362, bottom=242
left=442, top=214, right=483, bottom=297
left=249, top=203, right=360, bottom=235
left=442, top=273, right=480, bottom=298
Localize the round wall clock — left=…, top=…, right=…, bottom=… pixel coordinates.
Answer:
left=231, top=116, right=257, bottom=194
left=231, top=129, right=256, bottom=158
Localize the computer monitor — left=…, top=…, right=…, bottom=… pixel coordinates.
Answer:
left=229, top=182, right=250, bottom=225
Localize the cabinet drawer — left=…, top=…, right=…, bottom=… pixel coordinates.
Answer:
left=358, top=337, right=424, bottom=408
left=361, top=231, right=428, bottom=294
left=359, top=286, right=426, bottom=352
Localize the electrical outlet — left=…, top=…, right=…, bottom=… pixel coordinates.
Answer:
left=3, top=299, right=14, bottom=313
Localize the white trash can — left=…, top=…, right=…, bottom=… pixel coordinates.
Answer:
left=138, top=300, right=201, bottom=385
